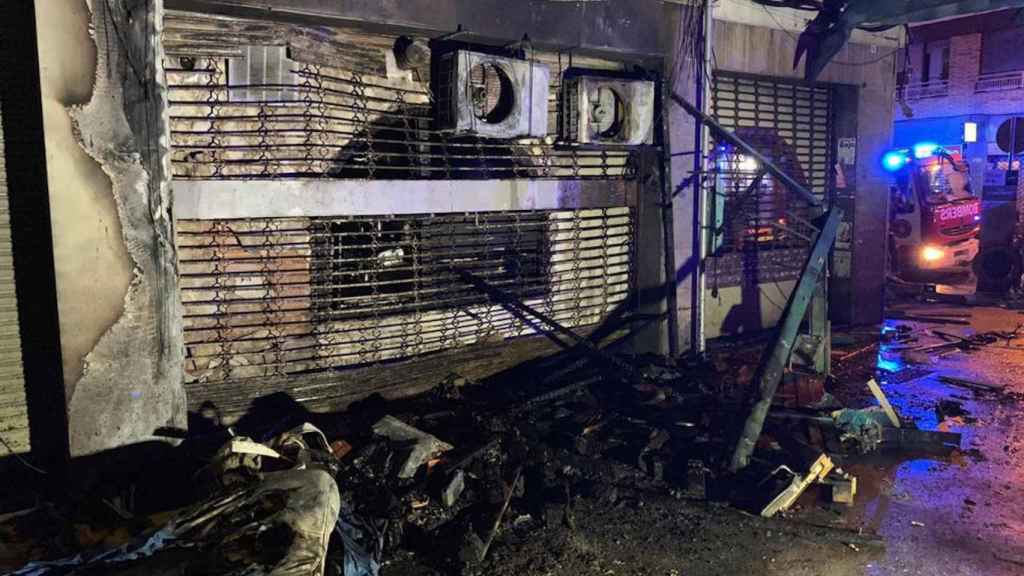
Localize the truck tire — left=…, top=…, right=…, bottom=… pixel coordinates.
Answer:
left=974, top=245, right=1022, bottom=294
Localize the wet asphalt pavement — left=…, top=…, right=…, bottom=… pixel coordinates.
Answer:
left=820, top=304, right=1024, bottom=575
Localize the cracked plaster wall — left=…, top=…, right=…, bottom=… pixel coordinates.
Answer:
left=35, top=0, right=185, bottom=456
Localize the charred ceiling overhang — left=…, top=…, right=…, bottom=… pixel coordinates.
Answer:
left=164, top=0, right=671, bottom=61
left=753, top=0, right=1024, bottom=80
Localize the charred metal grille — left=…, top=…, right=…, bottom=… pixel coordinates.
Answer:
left=177, top=208, right=634, bottom=383
left=311, top=213, right=551, bottom=320
left=163, top=11, right=640, bottom=181
left=707, top=72, right=835, bottom=284
left=167, top=60, right=635, bottom=180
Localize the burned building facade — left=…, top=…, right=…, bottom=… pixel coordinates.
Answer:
left=1, top=0, right=897, bottom=468
left=0, top=0, right=684, bottom=461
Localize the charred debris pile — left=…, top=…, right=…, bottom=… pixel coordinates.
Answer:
left=1, top=330, right=976, bottom=576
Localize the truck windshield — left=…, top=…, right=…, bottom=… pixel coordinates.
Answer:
left=922, top=155, right=973, bottom=205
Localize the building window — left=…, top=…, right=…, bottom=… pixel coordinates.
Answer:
left=982, top=27, right=1024, bottom=75
left=922, top=40, right=950, bottom=82
left=983, top=118, right=1024, bottom=201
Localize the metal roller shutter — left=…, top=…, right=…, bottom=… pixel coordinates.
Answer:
left=708, top=71, right=835, bottom=287
left=178, top=208, right=635, bottom=386
left=0, top=103, right=29, bottom=454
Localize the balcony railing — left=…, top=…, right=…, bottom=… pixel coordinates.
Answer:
left=975, top=71, right=1024, bottom=93
left=899, top=79, right=950, bottom=101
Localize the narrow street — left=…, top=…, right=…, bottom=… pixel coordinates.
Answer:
left=830, top=304, right=1024, bottom=575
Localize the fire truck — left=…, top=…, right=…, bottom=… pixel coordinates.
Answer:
left=884, top=143, right=981, bottom=282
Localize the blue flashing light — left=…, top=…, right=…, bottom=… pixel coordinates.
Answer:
left=883, top=150, right=908, bottom=172
left=913, top=142, right=940, bottom=159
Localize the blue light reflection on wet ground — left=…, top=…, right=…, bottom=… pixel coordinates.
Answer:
left=875, top=320, right=912, bottom=375
left=848, top=310, right=1024, bottom=575
left=872, top=320, right=958, bottom=431
left=875, top=354, right=902, bottom=375
left=901, top=458, right=938, bottom=477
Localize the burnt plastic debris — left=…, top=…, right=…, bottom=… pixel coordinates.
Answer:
left=8, top=469, right=341, bottom=576
left=1, top=334, right=988, bottom=574
left=833, top=407, right=894, bottom=453
left=329, top=504, right=383, bottom=576
left=271, top=423, right=342, bottom=477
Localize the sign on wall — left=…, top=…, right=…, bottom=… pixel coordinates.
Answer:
left=837, top=137, right=857, bottom=166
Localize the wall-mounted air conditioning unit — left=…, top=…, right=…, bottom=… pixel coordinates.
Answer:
left=436, top=51, right=550, bottom=139
left=227, top=45, right=298, bottom=102
left=562, top=76, right=655, bottom=145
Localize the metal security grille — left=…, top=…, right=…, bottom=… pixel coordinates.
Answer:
left=713, top=72, right=833, bottom=201
left=162, top=8, right=640, bottom=184
left=310, top=213, right=553, bottom=320
left=177, top=208, right=634, bottom=384
left=167, top=59, right=635, bottom=180
left=708, top=71, right=834, bottom=284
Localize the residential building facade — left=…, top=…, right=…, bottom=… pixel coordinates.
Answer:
left=895, top=9, right=1024, bottom=249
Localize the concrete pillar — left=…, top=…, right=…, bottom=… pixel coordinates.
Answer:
left=1017, top=159, right=1024, bottom=240
left=907, top=43, right=925, bottom=83
left=35, top=0, right=186, bottom=457
left=665, top=2, right=704, bottom=353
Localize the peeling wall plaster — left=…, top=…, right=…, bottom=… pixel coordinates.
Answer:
left=35, top=0, right=185, bottom=456
left=34, top=0, right=131, bottom=394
